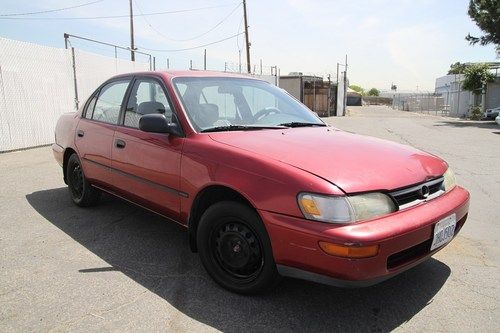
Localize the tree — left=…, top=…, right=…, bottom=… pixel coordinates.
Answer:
left=367, top=88, right=380, bottom=96
left=448, top=62, right=469, bottom=74
left=466, top=0, right=500, bottom=53
left=462, top=63, right=495, bottom=95
left=349, top=85, right=364, bottom=95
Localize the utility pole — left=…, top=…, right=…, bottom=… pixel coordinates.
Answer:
left=242, top=0, right=251, bottom=73
left=129, top=0, right=135, bottom=61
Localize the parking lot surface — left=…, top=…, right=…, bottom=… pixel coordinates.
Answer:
left=1, top=106, right=498, bottom=332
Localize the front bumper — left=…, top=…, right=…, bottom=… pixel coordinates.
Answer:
left=261, top=186, right=470, bottom=287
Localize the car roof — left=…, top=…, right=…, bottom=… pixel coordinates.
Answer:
left=110, top=70, right=263, bottom=81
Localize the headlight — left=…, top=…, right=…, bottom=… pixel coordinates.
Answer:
left=298, top=192, right=396, bottom=224
left=442, top=167, right=456, bottom=192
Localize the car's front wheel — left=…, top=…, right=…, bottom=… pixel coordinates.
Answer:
left=66, top=153, right=101, bottom=207
left=197, top=201, right=280, bottom=294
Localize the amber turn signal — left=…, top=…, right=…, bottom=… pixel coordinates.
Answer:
left=318, top=241, right=379, bottom=258
left=299, top=197, right=321, bottom=215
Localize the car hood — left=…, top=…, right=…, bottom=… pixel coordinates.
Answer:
left=209, top=127, right=447, bottom=193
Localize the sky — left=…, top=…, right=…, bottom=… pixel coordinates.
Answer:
left=0, top=0, right=498, bottom=91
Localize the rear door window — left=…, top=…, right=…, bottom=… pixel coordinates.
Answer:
left=92, top=80, right=130, bottom=124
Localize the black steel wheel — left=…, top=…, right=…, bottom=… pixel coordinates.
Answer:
left=197, top=201, right=280, bottom=294
left=69, top=162, right=84, bottom=199
left=212, top=219, right=264, bottom=281
left=66, top=153, right=101, bottom=207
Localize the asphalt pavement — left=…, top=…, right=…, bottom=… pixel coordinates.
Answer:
left=1, top=106, right=498, bottom=332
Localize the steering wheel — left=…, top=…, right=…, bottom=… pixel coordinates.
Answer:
left=254, top=107, right=281, bottom=121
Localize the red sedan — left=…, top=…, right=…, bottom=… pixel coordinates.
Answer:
left=52, top=71, right=469, bottom=294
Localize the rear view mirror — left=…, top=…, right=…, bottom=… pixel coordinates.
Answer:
left=139, top=114, right=182, bottom=136
left=218, top=84, right=242, bottom=94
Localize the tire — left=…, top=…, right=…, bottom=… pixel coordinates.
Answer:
left=66, top=153, right=101, bottom=207
left=197, top=201, right=280, bottom=294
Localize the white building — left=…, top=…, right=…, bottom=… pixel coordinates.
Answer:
left=435, top=74, right=472, bottom=117
left=435, top=64, right=500, bottom=117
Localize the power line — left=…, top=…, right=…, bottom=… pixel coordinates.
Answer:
left=134, top=0, right=242, bottom=42
left=0, top=3, right=235, bottom=20
left=137, top=32, right=244, bottom=52
left=0, top=0, right=105, bottom=17
left=236, top=16, right=244, bottom=51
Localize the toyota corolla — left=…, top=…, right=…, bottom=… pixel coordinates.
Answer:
left=52, top=71, right=470, bottom=294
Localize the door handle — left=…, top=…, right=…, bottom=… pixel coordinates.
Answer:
left=115, top=139, right=126, bottom=149
left=77, top=130, right=84, bottom=137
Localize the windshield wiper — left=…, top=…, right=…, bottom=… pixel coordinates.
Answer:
left=277, top=122, right=327, bottom=128
left=201, top=125, right=286, bottom=133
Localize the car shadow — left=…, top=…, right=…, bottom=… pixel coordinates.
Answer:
left=26, top=188, right=451, bottom=332
left=433, top=120, right=499, bottom=130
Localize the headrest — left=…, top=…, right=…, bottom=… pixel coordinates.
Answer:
left=137, top=101, right=165, bottom=115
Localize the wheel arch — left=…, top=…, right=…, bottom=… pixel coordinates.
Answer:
left=188, top=184, right=259, bottom=253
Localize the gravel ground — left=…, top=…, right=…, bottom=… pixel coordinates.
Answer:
left=1, top=106, right=498, bottom=332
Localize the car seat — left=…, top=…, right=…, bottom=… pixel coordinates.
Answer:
left=196, top=103, right=219, bottom=128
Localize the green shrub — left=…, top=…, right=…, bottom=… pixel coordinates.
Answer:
left=469, top=106, right=483, bottom=120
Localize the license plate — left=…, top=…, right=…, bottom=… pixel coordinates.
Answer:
left=430, top=214, right=456, bottom=251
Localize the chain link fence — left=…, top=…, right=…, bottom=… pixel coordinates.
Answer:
left=392, top=93, right=448, bottom=116
left=223, top=61, right=278, bottom=76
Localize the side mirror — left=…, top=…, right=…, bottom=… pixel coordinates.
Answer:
left=139, top=114, right=182, bottom=136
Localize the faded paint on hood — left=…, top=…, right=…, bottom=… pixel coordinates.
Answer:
left=209, top=127, right=447, bottom=193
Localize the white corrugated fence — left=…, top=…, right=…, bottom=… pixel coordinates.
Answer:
left=0, top=37, right=150, bottom=152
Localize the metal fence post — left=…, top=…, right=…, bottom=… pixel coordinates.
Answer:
left=313, top=78, right=316, bottom=112
left=70, top=47, right=79, bottom=110
left=204, top=49, right=207, bottom=70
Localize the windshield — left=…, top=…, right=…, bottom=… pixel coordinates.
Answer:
left=172, top=77, right=325, bottom=132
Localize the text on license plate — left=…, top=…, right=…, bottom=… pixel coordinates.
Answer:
left=430, top=214, right=456, bottom=251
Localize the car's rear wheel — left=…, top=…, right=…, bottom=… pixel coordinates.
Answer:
left=66, top=153, right=101, bottom=207
left=197, top=201, right=280, bottom=294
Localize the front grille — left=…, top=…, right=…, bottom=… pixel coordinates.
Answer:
left=389, top=177, right=444, bottom=209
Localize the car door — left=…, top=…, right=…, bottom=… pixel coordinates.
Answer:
left=111, top=76, right=184, bottom=219
left=75, top=78, right=132, bottom=187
